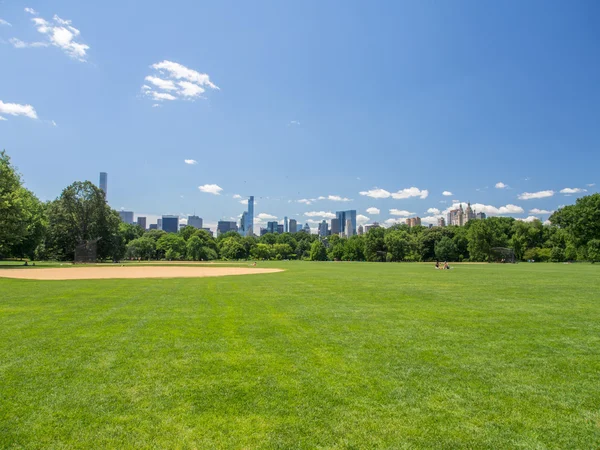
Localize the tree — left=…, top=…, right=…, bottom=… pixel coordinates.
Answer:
left=272, top=243, right=293, bottom=260
left=328, top=239, right=346, bottom=261
left=126, top=237, right=156, bottom=260
left=179, top=225, right=198, bottom=241
left=250, top=243, right=271, bottom=260
left=45, top=181, right=120, bottom=260
left=588, top=239, right=600, bottom=263
left=310, top=240, right=328, bottom=261
left=343, top=235, right=365, bottom=261
left=260, top=233, right=277, bottom=245
left=551, top=194, right=600, bottom=248
left=365, top=227, right=386, bottom=262
left=186, top=235, right=216, bottom=261
left=435, top=236, right=458, bottom=261
left=0, top=150, right=46, bottom=258
left=385, top=230, right=410, bottom=262
left=219, top=237, right=246, bottom=260
left=156, top=234, right=186, bottom=260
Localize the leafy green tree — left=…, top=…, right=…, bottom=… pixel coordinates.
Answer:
left=126, top=237, right=156, bottom=260
left=45, top=181, right=120, bottom=260
left=435, top=236, right=458, bottom=261
left=550, top=247, right=566, bottom=262
left=250, top=243, right=271, bottom=260
left=156, top=234, right=186, bottom=260
left=8, top=188, right=47, bottom=259
left=343, top=235, right=365, bottom=261
left=179, top=225, right=198, bottom=241
left=588, top=239, right=600, bottom=263
left=276, top=233, right=297, bottom=252
left=551, top=194, right=600, bottom=247
left=310, top=240, right=328, bottom=261
left=260, top=233, right=277, bottom=245
left=272, top=243, right=293, bottom=260
left=385, top=229, right=410, bottom=262
left=365, top=227, right=386, bottom=262
left=329, top=239, right=346, bottom=261
left=219, top=237, right=246, bottom=260
left=185, top=235, right=216, bottom=261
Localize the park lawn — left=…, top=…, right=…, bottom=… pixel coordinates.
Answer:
left=1, top=262, right=599, bottom=448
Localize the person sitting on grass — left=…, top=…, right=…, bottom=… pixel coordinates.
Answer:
left=444, top=261, right=450, bottom=270
left=435, top=260, right=440, bottom=269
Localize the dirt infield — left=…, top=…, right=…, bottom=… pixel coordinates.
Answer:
left=0, top=266, right=283, bottom=281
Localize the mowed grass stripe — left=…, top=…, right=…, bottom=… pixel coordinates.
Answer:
left=1, top=262, right=599, bottom=448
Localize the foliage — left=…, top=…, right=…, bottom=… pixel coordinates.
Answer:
left=309, top=240, right=328, bottom=261
left=435, top=236, right=458, bottom=262
left=588, top=239, right=600, bottom=263
left=126, top=237, right=156, bottom=260
left=156, top=234, right=186, bottom=260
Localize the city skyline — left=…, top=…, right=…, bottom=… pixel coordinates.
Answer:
left=2, top=1, right=598, bottom=233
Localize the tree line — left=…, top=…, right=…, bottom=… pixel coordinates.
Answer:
left=2, top=150, right=600, bottom=263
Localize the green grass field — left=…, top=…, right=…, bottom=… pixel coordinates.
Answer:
left=1, top=262, right=600, bottom=448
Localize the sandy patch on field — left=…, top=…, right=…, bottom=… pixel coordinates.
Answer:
left=0, top=266, right=283, bottom=280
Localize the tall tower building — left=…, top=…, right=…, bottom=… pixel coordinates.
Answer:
left=162, top=215, right=179, bottom=233
left=345, top=219, right=354, bottom=237
left=118, top=210, right=134, bottom=224
left=99, top=172, right=107, bottom=197
left=188, top=215, right=203, bottom=229
left=137, top=217, right=147, bottom=230
left=284, top=216, right=288, bottom=233
left=244, top=196, right=254, bottom=236
left=336, top=210, right=357, bottom=236
left=289, top=218, right=297, bottom=234
left=330, top=218, right=340, bottom=235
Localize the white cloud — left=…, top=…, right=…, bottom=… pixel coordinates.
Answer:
left=0, top=19, right=12, bottom=26
left=151, top=104, right=161, bottom=108
left=383, top=218, right=403, bottom=227
left=232, top=194, right=242, bottom=199
left=517, top=216, right=541, bottom=223
left=257, top=213, right=277, bottom=220
left=391, top=187, right=428, bottom=199
left=587, top=183, right=595, bottom=187
left=0, top=116, right=7, bottom=121
left=143, top=61, right=219, bottom=103
left=239, top=199, right=248, bottom=205
left=9, top=38, right=48, bottom=48
left=529, top=208, right=552, bottom=215
left=357, top=214, right=370, bottom=226
left=198, top=184, right=222, bottom=195
left=317, top=195, right=352, bottom=202
left=145, top=76, right=177, bottom=91
left=297, top=199, right=313, bottom=205
left=15, top=14, right=90, bottom=61
left=495, top=182, right=507, bottom=189
left=0, top=100, right=38, bottom=119
left=518, top=190, right=555, bottom=200
left=560, top=187, right=587, bottom=194
left=24, top=8, right=38, bottom=15
left=442, top=191, right=453, bottom=196
left=389, top=209, right=414, bottom=217
left=184, top=159, right=197, bottom=165
left=289, top=120, right=300, bottom=126
left=427, top=208, right=441, bottom=215
left=150, top=92, right=176, bottom=101
left=421, top=216, right=439, bottom=225
left=304, top=211, right=336, bottom=219
left=443, top=202, right=524, bottom=216
left=51, top=120, right=57, bottom=127
left=366, top=207, right=380, bottom=215
left=359, top=188, right=391, bottom=199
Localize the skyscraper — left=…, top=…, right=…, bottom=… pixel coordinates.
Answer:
left=119, top=210, right=134, bottom=224
left=162, top=215, right=179, bottom=233
left=243, top=196, right=254, bottom=237
left=277, top=224, right=284, bottom=234
left=188, top=215, right=203, bottom=229
left=289, top=219, right=297, bottom=234
left=358, top=225, right=364, bottom=235
left=239, top=211, right=248, bottom=235
left=217, top=221, right=238, bottom=236
left=336, top=210, right=357, bottom=236
left=99, top=172, right=107, bottom=197
left=137, top=217, right=147, bottom=230
left=330, top=218, right=340, bottom=235
left=284, top=216, right=288, bottom=233
left=267, top=221, right=278, bottom=234
left=157, top=218, right=162, bottom=230
left=318, top=220, right=328, bottom=237
left=437, top=217, right=446, bottom=227
left=345, top=219, right=354, bottom=237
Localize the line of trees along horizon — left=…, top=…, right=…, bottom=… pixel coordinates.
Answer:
left=2, top=149, right=600, bottom=263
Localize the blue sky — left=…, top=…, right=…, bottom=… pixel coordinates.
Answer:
left=1, top=0, right=599, bottom=232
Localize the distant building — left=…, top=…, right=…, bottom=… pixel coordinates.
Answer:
left=303, top=223, right=311, bottom=233
left=119, top=211, right=134, bottom=224
left=260, top=227, right=268, bottom=236
left=284, top=216, right=289, bottom=233
left=201, top=228, right=214, bottom=237
left=358, top=225, right=364, bottom=235
left=267, top=221, right=278, bottom=234
left=157, top=218, right=162, bottom=230
left=437, top=217, right=446, bottom=227
left=336, top=210, right=357, bottom=236
left=289, top=219, right=297, bottom=234
left=99, top=172, right=107, bottom=198
left=330, top=218, right=340, bottom=235
left=277, top=224, right=284, bottom=234
left=136, top=216, right=147, bottom=230
left=149, top=224, right=158, bottom=230
left=476, top=212, right=487, bottom=220
left=318, top=220, right=328, bottom=237
left=447, top=203, right=477, bottom=226
left=217, top=221, right=238, bottom=236
left=345, top=219, right=354, bottom=237
left=188, top=215, right=203, bottom=229
left=240, top=196, right=254, bottom=237
left=364, top=222, right=380, bottom=233
left=162, top=215, right=179, bottom=233
left=406, top=217, right=421, bottom=227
